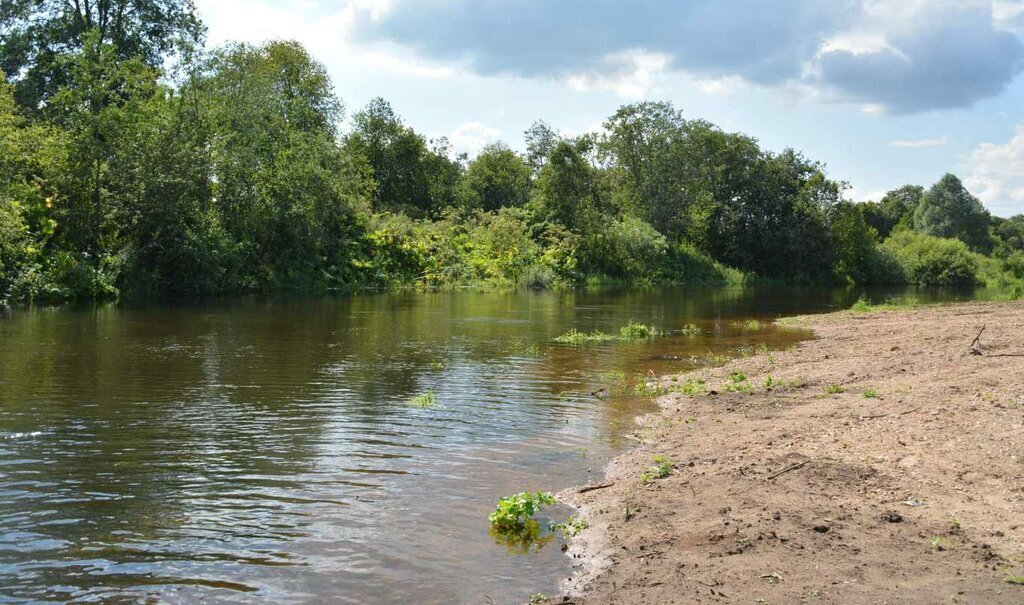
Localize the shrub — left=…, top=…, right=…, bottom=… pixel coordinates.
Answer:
left=882, top=230, right=980, bottom=287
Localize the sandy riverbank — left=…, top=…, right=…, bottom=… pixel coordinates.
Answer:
left=555, top=302, right=1024, bottom=604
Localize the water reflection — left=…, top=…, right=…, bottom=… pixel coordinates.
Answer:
left=0, top=286, right=1003, bottom=603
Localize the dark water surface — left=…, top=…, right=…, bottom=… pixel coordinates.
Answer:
left=0, top=287, right=1002, bottom=604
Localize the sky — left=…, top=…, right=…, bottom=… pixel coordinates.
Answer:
left=194, top=0, right=1024, bottom=217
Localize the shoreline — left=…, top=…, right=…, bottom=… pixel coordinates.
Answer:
left=554, top=301, right=1024, bottom=604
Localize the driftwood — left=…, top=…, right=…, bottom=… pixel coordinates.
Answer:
left=767, top=460, right=809, bottom=480
left=969, top=325, right=986, bottom=355
left=577, top=481, right=615, bottom=494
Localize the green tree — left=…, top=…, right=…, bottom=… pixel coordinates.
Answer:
left=827, top=202, right=880, bottom=284
left=532, top=137, right=606, bottom=233
left=914, top=173, right=991, bottom=252
left=862, top=185, right=922, bottom=239
left=1, top=0, right=204, bottom=109
left=200, top=40, right=371, bottom=288
left=460, top=143, right=531, bottom=211
left=523, top=119, right=558, bottom=173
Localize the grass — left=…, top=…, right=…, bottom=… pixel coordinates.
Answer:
left=824, top=383, right=846, bottom=395
left=549, top=515, right=589, bottom=538
left=408, top=390, right=437, bottom=408
left=1006, top=576, right=1024, bottom=586
left=863, top=389, right=880, bottom=398
left=554, top=329, right=618, bottom=345
left=849, top=294, right=921, bottom=314
left=732, top=319, right=765, bottom=330
left=619, top=321, right=661, bottom=340
left=672, top=377, right=707, bottom=397
left=640, top=455, right=674, bottom=483
left=679, top=323, right=703, bottom=336
left=635, top=381, right=669, bottom=397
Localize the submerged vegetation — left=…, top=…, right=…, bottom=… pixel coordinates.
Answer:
left=408, top=391, right=438, bottom=409
left=1, top=3, right=1022, bottom=305
left=488, top=491, right=556, bottom=533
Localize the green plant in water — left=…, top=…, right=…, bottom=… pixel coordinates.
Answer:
left=554, top=329, right=617, bottom=345
left=640, top=455, right=674, bottom=483
left=529, top=594, right=548, bottom=604
left=824, top=384, right=846, bottom=395
left=408, top=390, right=437, bottom=408
left=732, top=319, right=764, bottom=330
left=488, top=519, right=553, bottom=554
left=549, top=515, right=589, bottom=538
left=863, top=389, right=880, bottom=398
left=489, top=491, right=556, bottom=533
left=620, top=321, right=661, bottom=340
left=679, top=323, right=702, bottom=336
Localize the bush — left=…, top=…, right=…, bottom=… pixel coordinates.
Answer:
left=669, top=241, right=748, bottom=285
left=588, top=215, right=668, bottom=279
left=882, top=230, right=980, bottom=287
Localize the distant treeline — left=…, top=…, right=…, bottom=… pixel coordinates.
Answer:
left=1, top=1, right=1023, bottom=304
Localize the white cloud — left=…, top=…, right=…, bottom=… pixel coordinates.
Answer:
left=889, top=136, right=948, bottom=148
left=565, top=50, right=671, bottom=99
left=963, top=125, right=1024, bottom=215
left=194, top=0, right=456, bottom=81
left=447, top=122, right=502, bottom=156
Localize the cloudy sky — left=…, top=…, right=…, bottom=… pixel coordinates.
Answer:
left=195, top=0, right=1024, bottom=216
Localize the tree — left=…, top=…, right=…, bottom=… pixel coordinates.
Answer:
left=862, top=185, right=921, bottom=239
left=914, top=173, right=991, bottom=252
left=460, top=143, right=531, bottom=211
left=827, top=202, right=880, bottom=284
left=200, top=41, right=371, bottom=287
left=523, top=120, right=558, bottom=173
left=532, top=137, right=606, bottom=233
left=344, top=98, right=449, bottom=218
left=1, top=0, right=204, bottom=109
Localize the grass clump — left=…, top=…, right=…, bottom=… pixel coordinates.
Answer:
left=849, top=294, right=921, bottom=313
left=640, top=455, right=674, bottom=483
left=549, top=515, right=589, bottom=538
left=1006, top=576, right=1024, bottom=586
left=554, top=329, right=617, bottom=345
left=824, top=383, right=846, bottom=395
left=408, top=390, right=437, bottom=408
left=619, top=321, right=661, bottom=340
left=863, top=389, right=880, bottom=399
left=489, top=491, right=556, bottom=533
left=672, top=377, right=706, bottom=397
left=732, top=319, right=764, bottom=330
left=635, top=380, right=668, bottom=397
left=679, top=323, right=703, bottom=336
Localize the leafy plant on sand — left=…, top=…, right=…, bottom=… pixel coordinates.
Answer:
left=549, top=515, right=589, bottom=538
left=672, top=377, right=706, bottom=397
left=640, top=455, right=674, bottom=483
left=824, top=384, right=846, bottom=395
left=489, top=491, right=556, bottom=533
left=863, top=389, right=880, bottom=398
left=850, top=294, right=921, bottom=313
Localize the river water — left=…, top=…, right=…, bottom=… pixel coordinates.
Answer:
left=0, top=287, right=1000, bottom=603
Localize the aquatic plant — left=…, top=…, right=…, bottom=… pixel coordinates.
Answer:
left=408, top=390, right=437, bottom=408
left=679, top=323, right=703, bottom=336
left=732, top=319, right=764, bottom=330
left=489, top=491, right=556, bottom=532
left=619, top=321, right=661, bottom=340
left=553, top=329, right=617, bottom=345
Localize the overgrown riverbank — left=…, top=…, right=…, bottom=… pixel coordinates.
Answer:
left=555, top=301, right=1024, bottom=604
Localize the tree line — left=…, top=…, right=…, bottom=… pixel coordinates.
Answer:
left=1, top=0, right=1023, bottom=304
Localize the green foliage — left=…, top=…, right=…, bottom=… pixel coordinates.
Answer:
left=882, top=230, right=981, bottom=287
left=679, top=323, right=703, bottom=335
left=640, top=455, right=674, bottom=483
left=849, top=295, right=921, bottom=313
left=862, top=185, right=922, bottom=239
left=553, top=329, right=617, bottom=345
left=549, top=515, right=589, bottom=538
left=619, top=321, right=661, bottom=340
left=408, top=390, right=437, bottom=409
left=914, top=174, right=991, bottom=252
left=488, top=491, right=556, bottom=533
left=460, top=143, right=531, bottom=211
left=863, top=389, right=880, bottom=398
left=675, top=378, right=707, bottom=396
left=824, top=384, right=846, bottom=394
